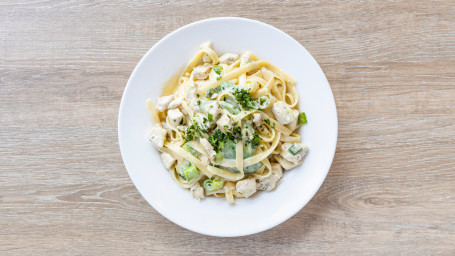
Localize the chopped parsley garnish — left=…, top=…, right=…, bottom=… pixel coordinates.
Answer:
left=216, top=75, right=222, bottom=81
left=208, top=127, right=244, bottom=152
left=208, top=113, right=213, bottom=122
left=196, top=93, right=200, bottom=98
left=213, top=65, right=222, bottom=75
left=250, top=133, right=260, bottom=148
left=184, top=120, right=206, bottom=141
left=233, top=88, right=256, bottom=109
left=179, top=119, right=184, bottom=125
left=264, top=119, right=271, bottom=125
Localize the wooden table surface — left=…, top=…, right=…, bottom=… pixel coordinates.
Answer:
left=1, top=1, right=454, bottom=255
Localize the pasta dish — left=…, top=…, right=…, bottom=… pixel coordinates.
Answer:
left=146, top=42, right=309, bottom=203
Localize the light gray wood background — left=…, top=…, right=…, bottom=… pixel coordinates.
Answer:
left=1, top=0, right=454, bottom=255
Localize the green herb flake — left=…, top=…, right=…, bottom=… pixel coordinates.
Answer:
left=213, top=65, right=222, bottom=75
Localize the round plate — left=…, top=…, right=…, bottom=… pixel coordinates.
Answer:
left=118, top=17, right=337, bottom=237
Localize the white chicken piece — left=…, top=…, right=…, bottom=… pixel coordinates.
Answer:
left=199, top=138, right=216, bottom=161
left=253, top=113, right=262, bottom=127
left=190, top=182, right=205, bottom=200
left=189, top=99, right=202, bottom=113
left=168, top=97, right=183, bottom=109
left=203, top=101, right=221, bottom=118
left=280, top=142, right=309, bottom=164
left=216, top=111, right=232, bottom=133
left=160, top=152, right=176, bottom=169
left=148, top=123, right=167, bottom=149
left=218, top=53, right=239, bottom=64
left=155, top=95, right=174, bottom=112
left=235, top=178, right=257, bottom=198
left=272, top=101, right=298, bottom=125
left=256, top=163, right=283, bottom=191
left=167, top=108, right=183, bottom=127
left=285, top=110, right=301, bottom=131
left=274, top=155, right=298, bottom=171
left=192, top=64, right=211, bottom=80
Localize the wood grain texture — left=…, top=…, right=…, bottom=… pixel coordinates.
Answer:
left=1, top=0, right=454, bottom=255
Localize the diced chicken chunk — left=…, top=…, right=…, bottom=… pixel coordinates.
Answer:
left=203, top=101, right=221, bottom=118
left=168, top=97, right=183, bottom=109
left=160, top=152, right=176, bottom=169
left=192, top=64, right=211, bottom=80
left=190, top=183, right=205, bottom=200
left=156, top=95, right=174, bottom=112
left=235, top=178, right=257, bottom=198
left=199, top=138, right=216, bottom=161
left=148, top=124, right=167, bottom=149
left=256, top=163, right=283, bottom=191
left=218, top=53, right=239, bottom=64
left=272, top=101, right=298, bottom=125
left=167, top=108, right=183, bottom=127
left=279, top=143, right=309, bottom=165
left=216, top=112, right=232, bottom=133
left=189, top=99, right=202, bottom=113
left=253, top=113, right=262, bottom=127
left=285, top=110, right=300, bottom=131
left=274, top=155, right=298, bottom=171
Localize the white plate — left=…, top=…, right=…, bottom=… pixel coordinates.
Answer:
left=118, top=17, right=337, bottom=237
